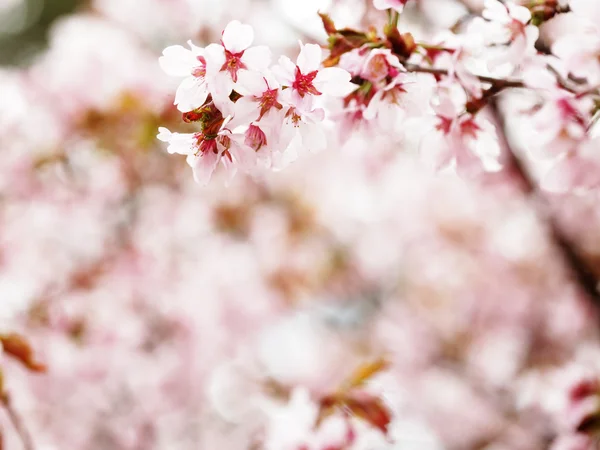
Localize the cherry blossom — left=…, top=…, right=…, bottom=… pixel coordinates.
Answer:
left=9, top=1, right=600, bottom=450
left=157, top=124, right=254, bottom=185
left=203, top=20, right=272, bottom=114
left=272, top=42, right=356, bottom=108
left=159, top=41, right=210, bottom=112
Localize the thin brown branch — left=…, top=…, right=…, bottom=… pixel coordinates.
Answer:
left=2, top=393, right=34, bottom=450
left=404, top=64, right=526, bottom=88
left=488, top=96, right=600, bottom=306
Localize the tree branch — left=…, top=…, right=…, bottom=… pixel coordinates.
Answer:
left=404, top=63, right=526, bottom=88
left=488, top=96, right=600, bottom=306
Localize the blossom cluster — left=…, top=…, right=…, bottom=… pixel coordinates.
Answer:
left=157, top=20, right=356, bottom=184
left=158, top=0, right=600, bottom=193
left=4, top=0, right=600, bottom=450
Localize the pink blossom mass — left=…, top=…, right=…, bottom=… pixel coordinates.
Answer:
left=3, top=0, right=600, bottom=449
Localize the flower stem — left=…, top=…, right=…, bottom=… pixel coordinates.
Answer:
left=2, top=393, right=34, bottom=450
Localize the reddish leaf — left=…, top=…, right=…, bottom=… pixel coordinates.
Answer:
left=384, top=25, right=416, bottom=59
left=342, top=392, right=392, bottom=435
left=0, top=334, right=46, bottom=373
left=318, top=11, right=337, bottom=35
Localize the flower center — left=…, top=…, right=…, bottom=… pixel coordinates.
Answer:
left=292, top=66, right=321, bottom=97
left=285, top=108, right=303, bottom=127
left=194, top=133, right=219, bottom=156
left=257, top=86, right=283, bottom=120
left=192, top=56, right=207, bottom=79
left=245, top=124, right=268, bottom=151
left=220, top=50, right=247, bottom=82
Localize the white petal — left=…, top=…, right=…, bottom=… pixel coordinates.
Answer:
left=160, top=131, right=196, bottom=155
left=304, top=106, right=325, bottom=123
left=187, top=40, right=204, bottom=55
left=159, top=45, right=197, bottom=77
left=156, top=127, right=172, bottom=142
left=228, top=136, right=257, bottom=170
left=313, top=67, right=356, bottom=97
left=241, top=46, right=272, bottom=71
left=222, top=20, right=254, bottom=53
left=227, top=96, right=260, bottom=130
left=235, top=70, right=268, bottom=96
left=509, top=4, right=532, bottom=24
left=204, top=43, right=226, bottom=76
left=271, top=56, right=297, bottom=87
left=482, top=0, right=508, bottom=22
left=210, top=72, right=235, bottom=115
left=175, top=77, right=209, bottom=112
left=363, top=91, right=384, bottom=120
left=296, top=43, right=322, bottom=74
left=189, top=152, right=219, bottom=185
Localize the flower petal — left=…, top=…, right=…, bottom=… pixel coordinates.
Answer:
left=204, top=43, right=226, bottom=76
left=297, top=43, right=322, bottom=73
left=271, top=56, right=297, bottom=87
left=157, top=129, right=196, bottom=155
left=241, top=46, right=272, bottom=71
left=228, top=135, right=257, bottom=170
left=227, top=96, right=260, bottom=130
left=210, top=72, right=235, bottom=116
left=313, top=67, right=356, bottom=97
left=235, top=70, right=268, bottom=96
left=175, top=77, right=209, bottom=112
left=222, top=20, right=254, bottom=53
left=159, top=45, right=198, bottom=77
left=189, top=151, right=219, bottom=185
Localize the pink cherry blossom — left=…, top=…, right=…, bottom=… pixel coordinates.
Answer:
left=272, top=43, right=356, bottom=108
left=420, top=86, right=501, bottom=175
left=551, top=0, right=600, bottom=83
left=11, top=1, right=600, bottom=449
left=159, top=41, right=210, bottom=112
left=360, top=49, right=404, bottom=84
left=157, top=125, right=254, bottom=184
left=203, top=20, right=272, bottom=114
left=475, top=0, right=540, bottom=73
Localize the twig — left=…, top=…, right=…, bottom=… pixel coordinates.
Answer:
left=488, top=96, right=600, bottom=306
left=2, top=394, right=34, bottom=450
left=404, top=63, right=525, bottom=88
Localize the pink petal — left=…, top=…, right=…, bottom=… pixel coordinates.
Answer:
left=226, top=96, right=260, bottom=130
left=157, top=128, right=196, bottom=155
left=296, top=43, right=322, bottom=74
left=271, top=56, right=297, bottom=87
left=159, top=45, right=197, bottom=77
left=204, top=43, right=226, bottom=76
left=189, top=151, right=219, bottom=186
left=363, top=91, right=384, bottom=121
left=174, top=77, right=209, bottom=112
left=222, top=20, right=254, bottom=53
left=228, top=136, right=257, bottom=170
left=508, top=4, right=531, bottom=24
left=156, top=127, right=173, bottom=142
left=210, top=72, right=235, bottom=116
left=241, top=46, right=272, bottom=71
left=234, top=70, right=266, bottom=96
left=313, top=67, right=355, bottom=97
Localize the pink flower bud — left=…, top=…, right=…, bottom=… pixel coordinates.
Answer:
left=244, top=124, right=267, bottom=151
